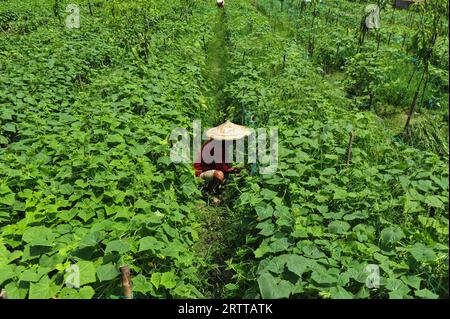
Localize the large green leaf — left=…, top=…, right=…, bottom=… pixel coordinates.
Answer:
left=0, top=264, right=16, bottom=286
left=0, top=193, right=15, bottom=206
left=160, top=272, right=177, bottom=289
left=415, top=289, right=439, bottom=299
left=255, top=205, right=274, bottom=220
left=328, top=221, right=351, bottom=234
left=4, top=282, right=27, bottom=299
left=135, top=199, right=151, bottom=209
left=105, top=240, right=131, bottom=254
left=139, top=236, right=165, bottom=252
left=79, top=231, right=105, bottom=248
left=285, top=255, right=309, bottom=277
left=311, top=270, right=338, bottom=285
left=409, top=243, right=436, bottom=262
left=76, top=260, right=97, bottom=286
left=260, top=189, right=278, bottom=200
left=424, top=196, right=444, bottom=208
left=22, top=226, right=56, bottom=247
left=96, top=264, right=120, bottom=282
left=19, top=268, right=41, bottom=282
left=256, top=221, right=275, bottom=237
left=380, top=226, right=404, bottom=245
left=401, top=275, right=422, bottom=290
left=329, top=286, right=354, bottom=299
left=78, top=286, right=96, bottom=299
left=386, top=278, right=410, bottom=298
left=29, top=276, right=60, bottom=299
left=257, top=272, right=293, bottom=299
left=133, top=274, right=153, bottom=293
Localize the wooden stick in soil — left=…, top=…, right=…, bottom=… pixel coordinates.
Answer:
left=404, top=71, right=426, bottom=137
left=418, top=74, right=429, bottom=111
left=346, top=131, right=355, bottom=166
left=120, top=265, right=133, bottom=299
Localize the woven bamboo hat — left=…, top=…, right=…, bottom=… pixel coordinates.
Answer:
left=206, top=120, right=252, bottom=141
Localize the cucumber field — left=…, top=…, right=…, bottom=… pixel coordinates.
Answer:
left=0, top=0, right=448, bottom=300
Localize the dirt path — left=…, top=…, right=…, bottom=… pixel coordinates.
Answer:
left=201, top=9, right=232, bottom=126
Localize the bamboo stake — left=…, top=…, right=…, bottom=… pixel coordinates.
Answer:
left=120, top=265, right=133, bottom=299
left=346, top=131, right=355, bottom=166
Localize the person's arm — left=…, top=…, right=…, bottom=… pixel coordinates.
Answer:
left=216, top=162, right=235, bottom=173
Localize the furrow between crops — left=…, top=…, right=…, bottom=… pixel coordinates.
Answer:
left=194, top=8, right=243, bottom=298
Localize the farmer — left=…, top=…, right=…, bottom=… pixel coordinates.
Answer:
left=194, top=121, right=251, bottom=197
left=217, top=0, right=225, bottom=9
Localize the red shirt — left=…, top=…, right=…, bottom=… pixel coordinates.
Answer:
left=194, top=140, right=233, bottom=176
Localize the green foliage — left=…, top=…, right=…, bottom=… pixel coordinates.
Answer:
left=0, top=0, right=216, bottom=299
left=221, top=0, right=449, bottom=299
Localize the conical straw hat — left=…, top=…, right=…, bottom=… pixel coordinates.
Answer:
left=206, top=120, right=252, bottom=141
